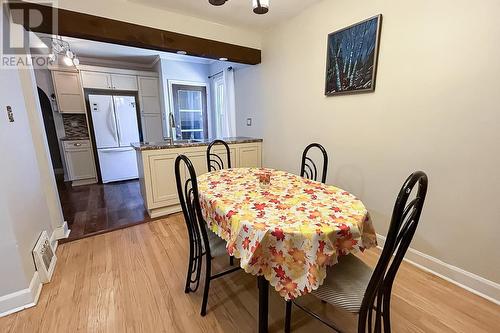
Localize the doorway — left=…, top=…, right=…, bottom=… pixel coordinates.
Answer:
left=38, top=87, right=63, bottom=176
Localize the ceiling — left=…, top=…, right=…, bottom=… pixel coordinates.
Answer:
left=129, top=0, right=323, bottom=30
left=35, top=33, right=216, bottom=67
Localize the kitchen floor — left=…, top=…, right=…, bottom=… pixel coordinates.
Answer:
left=57, top=178, right=152, bottom=243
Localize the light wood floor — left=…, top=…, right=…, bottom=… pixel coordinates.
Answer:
left=1, top=214, right=498, bottom=332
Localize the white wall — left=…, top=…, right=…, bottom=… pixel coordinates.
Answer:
left=0, top=65, right=54, bottom=295
left=235, top=0, right=500, bottom=285
left=38, top=0, right=261, bottom=49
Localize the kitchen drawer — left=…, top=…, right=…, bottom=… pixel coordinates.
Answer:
left=63, top=140, right=91, bottom=150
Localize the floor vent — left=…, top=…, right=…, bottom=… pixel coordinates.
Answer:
left=33, top=231, right=57, bottom=283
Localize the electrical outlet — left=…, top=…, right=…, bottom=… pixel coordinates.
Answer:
left=6, top=106, right=14, bottom=122
left=246, top=118, right=252, bottom=126
left=70, top=121, right=78, bottom=127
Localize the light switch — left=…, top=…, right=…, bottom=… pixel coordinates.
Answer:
left=246, top=118, right=252, bottom=126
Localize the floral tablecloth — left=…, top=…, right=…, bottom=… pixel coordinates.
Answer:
left=197, top=168, right=377, bottom=300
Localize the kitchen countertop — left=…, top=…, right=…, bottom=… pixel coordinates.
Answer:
left=60, top=137, right=90, bottom=141
left=131, top=137, right=263, bottom=151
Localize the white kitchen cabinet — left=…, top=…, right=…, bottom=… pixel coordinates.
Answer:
left=81, top=71, right=138, bottom=90
left=138, top=77, right=161, bottom=114
left=147, top=152, right=179, bottom=208
left=141, top=113, right=164, bottom=142
left=237, top=144, right=262, bottom=168
left=51, top=71, right=86, bottom=114
left=136, top=141, right=262, bottom=218
left=62, top=140, right=97, bottom=185
left=81, top=71, right=111, bottom=89
left=111, top=74, right=138, bottom=90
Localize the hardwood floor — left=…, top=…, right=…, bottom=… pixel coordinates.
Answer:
left=57, top=179, right=152, bottom=242
left=1, top=214, right=498, bottom=332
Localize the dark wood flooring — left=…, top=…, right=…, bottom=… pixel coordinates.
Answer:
left=57, top=179, right=152, bottom=243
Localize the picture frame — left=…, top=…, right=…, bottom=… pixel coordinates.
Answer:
left=325, top=14, right=382, bottom=96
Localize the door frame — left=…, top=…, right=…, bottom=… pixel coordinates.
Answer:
left=84, top=89, right=142, bottom=183
left=167, top=80, right=209, bottom=140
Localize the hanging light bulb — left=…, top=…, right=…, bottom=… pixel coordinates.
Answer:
left=72, top=57, right=80, bottom=66
left=63, top=56, right=73, bottom=66
left=66, top=49, right=74, bottom=59
left=252, top=0, right=269, bottom=14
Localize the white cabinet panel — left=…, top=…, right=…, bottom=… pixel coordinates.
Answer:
left=184, top=150, right=209, bottom=177
left=63, top=140, right=96, bottom=181
left=142, top=114, right=164, bottom=142
left=148, top=152, right=179, bottom=206
left=139, top=77, right=159, bottom=97
left=81, top=71, right=111, bottom=89
left=52, top=71, right=86, bottom=114
left=238, top=145, right=262, bottom=168
left=111, top=74, right=138, bottom=90
left=141, top=96, right=162, bottom=114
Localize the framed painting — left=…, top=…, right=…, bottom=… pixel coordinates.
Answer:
left=325, top=14, right=382, bottom=96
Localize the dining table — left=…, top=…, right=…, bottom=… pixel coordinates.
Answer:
left=197, top=167, right=377, bottom=333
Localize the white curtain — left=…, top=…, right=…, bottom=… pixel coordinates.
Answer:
left=221, top=68, right=236, bottom=138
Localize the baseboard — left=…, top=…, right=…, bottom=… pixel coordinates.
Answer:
left=0, top=271, right=43, bottom=318
left=376, top=234, right=500, bottom=305
left=50, top=221, right=70, bottom=251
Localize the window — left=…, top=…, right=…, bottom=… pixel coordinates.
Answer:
left=213, top=74, right=225, bottom=138
left=170, top=83, right=208, bottom=140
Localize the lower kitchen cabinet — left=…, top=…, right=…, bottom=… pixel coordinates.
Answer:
left=136, top=141, right=262, bottom=218
left=62, top=140, right=97, bottom=185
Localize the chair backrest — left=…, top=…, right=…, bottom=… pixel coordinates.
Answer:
left=175, top=154, right=212, bottom=291
left=358, top=171, right=428, bottom=332
left=300, top=143, right=328, bottom=183
left=206, top=139, right=232, bottom=172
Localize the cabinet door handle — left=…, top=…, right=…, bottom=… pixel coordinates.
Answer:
left=74, top=143, right=82, bottom=147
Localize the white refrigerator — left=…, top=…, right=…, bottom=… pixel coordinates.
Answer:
left=89, top=94, right=140, bottom=183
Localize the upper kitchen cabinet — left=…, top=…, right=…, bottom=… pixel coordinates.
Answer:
left=81, top=71, right=138, bottom=91
left=51, top=70, right=86, bottom=114
left=138, top=77, right=161, bottom=114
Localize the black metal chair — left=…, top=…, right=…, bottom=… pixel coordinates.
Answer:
left=175, top=154, right=240, bottom=316
left=300, top=143, right=328, bottom=183
left=207, top=139, right=232, bottom=172
left=206, top=139, right=235, bottom=266
left=284, top=171, right=428, bottom=333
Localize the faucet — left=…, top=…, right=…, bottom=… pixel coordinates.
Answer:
left=165, top=113, right=176, bottom=144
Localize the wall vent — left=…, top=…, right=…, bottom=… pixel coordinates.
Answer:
left=32, top=231, right=57, bottom=283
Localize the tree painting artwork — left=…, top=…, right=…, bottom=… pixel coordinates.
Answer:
left=325, top=15, right=382, bottom=96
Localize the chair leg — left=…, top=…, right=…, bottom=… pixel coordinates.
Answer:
left=229, top=256, right=234, bottom=266
left=382, top=294, right=391, bottom=333
left=185, top=240, right=194, bottom=293
left=285, top=300, right=292, bottom=333
left=200, top=253, right=212, bottom=316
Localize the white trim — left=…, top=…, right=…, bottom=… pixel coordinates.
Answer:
left=0, top=272, right=43, bottom=318
left=50, top=221, right=70, bottom=252
left=76, top=64, right=158, bottom=77
left=376, top=234, right=500, bottom=305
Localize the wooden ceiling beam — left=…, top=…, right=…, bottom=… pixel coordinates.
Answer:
left=9, top=2, right=261, bottom=65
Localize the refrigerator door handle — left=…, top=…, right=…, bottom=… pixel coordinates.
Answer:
left=107, top=103, right=118, bottom=143
left=115, top=111, right=122, bottom=146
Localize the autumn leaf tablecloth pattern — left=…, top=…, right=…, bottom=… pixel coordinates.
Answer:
left=197, top=168, right=377, bottom=300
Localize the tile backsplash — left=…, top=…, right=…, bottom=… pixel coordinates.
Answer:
left=62, top=114, right=89, bottom=138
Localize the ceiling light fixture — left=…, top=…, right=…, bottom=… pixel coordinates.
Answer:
left=176, top=50, right=187, bottom=55
left=219, top=57, right=228, bottom=61
left=208, top=0, right=227, bottom=5
left=42, top=36, right=80, bottom=67
left=208, top=0, right=269, bottom=15
left=252, top=0, right=269, bottom=14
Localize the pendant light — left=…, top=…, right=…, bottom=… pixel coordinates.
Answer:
left=252, top=0, right=269, bottom=14
left=208, top=0, right=269, bottom=14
